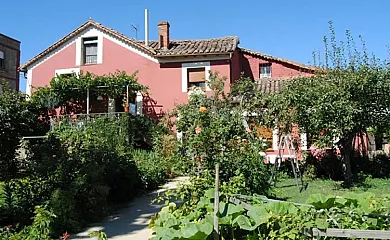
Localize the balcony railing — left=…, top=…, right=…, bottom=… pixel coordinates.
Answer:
left=50, top=112, right=134, bottom=131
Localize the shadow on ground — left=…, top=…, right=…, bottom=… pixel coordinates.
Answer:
left=71, top=177, right=188, bottom=240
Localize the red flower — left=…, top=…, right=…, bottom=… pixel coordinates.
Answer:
left=62, top=232, right=71, bottom=240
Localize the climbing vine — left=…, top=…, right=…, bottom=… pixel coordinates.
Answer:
left=30, top=70, right=147, bottom=109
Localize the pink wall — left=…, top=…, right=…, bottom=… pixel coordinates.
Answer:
left=241, top=52, right=313, bottom=80
left=210, top=59, right=231, bottom=94
left=32, top=43, right=77, bottom=88
left=230, top=49, right=242, bottom=83
left=30, top=37, right=232, bottom=119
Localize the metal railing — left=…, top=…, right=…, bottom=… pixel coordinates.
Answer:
left=50, top=111, right=134, bottom=131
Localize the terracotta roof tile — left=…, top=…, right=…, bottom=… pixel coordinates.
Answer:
left=138, top=37, right=239, bottom=56
left=240, top=47, right=317, bottom=71
left=20, top=19, right=239, bottom=71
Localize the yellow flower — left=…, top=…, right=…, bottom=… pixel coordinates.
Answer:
left=199, top=106, right=207, bottom=112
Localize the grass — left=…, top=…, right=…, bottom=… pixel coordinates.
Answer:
left=270, top=177, right=390, bottom=203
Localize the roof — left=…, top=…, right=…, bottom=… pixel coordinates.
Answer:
left=20, top=19, right=157, bottom=71
left=256, top=78, right=287, bottom=94
left=240, top=48, right=317, bottom=71
left=138, top=37, right=239, bottom=57
left=20, top=19, right=239, bottom=71
left=0, top=33, right=21, bottom=43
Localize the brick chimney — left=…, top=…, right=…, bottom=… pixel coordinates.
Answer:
left=158, top=21, right=170, bottom=49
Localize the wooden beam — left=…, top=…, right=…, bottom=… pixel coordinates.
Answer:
left=312, top=228, right=390, bottom=239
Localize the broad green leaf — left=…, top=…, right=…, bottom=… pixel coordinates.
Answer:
left=227, top=203, right=245, bottom=215
left=315, top=218, right=328, bottom=229
left=164, top=218, right=179, bottom=228
left=247, top=205, right=269, bottom=226
left=232, top=215, right=256, bottom=231
left=181, top=222, right=212, bottom=240
left=197, top=197, right=210, bottom=209
left=265, top=202, right=296, bottom=215
left=307, top=194, right=335, bottom=209
left=205, top=188, right=215, bottom=199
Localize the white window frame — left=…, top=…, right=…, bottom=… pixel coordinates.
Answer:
left=75, top=28, right=103, bottom=66
left=82, top=37, right=99, bottom=65
left=55, top=68, right=80, bottom=78
left=260, top=63, right=271, bottom=78
left=181, top=62, right=211, bottom=93
left=0, top=50, right=4, bottom=68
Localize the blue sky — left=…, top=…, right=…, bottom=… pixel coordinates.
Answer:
left=2, top=0, right=390, bottom=92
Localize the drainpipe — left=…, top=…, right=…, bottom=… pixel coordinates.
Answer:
left=86, top=88, right=90, bottom=115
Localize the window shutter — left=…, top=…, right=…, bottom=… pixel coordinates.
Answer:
left=188, top=68, right=205, bottom=83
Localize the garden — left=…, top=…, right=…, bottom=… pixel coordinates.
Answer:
left=0, top=71, right=174, bottom=239
left=1, top=24, right=390, bottom=240
left=148, top=24, right=390, bottom=239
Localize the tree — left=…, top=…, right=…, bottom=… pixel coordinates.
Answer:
left=0, top=83, right=47, bottom=180
left=165, top=72, right=270, bottom=194
left=261, top=23, right=390, bottom=185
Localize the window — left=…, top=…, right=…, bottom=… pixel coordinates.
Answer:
left=83, top=37, right=98, bottom=65
left=254, top=124, right=273, bottom=148
left=0, top=51, right=4, bottom=68
left=55, top=68, right=80, bottom=79
left=260, top=63, right=271, bottom=78
left=187, top=68, right=206, bottom=90
left=59, top=73, right=75, bottom=78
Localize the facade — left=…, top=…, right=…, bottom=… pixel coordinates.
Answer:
left=20, top=18, right=315, bottom=157
left=0, top=33, right=21, bottom=91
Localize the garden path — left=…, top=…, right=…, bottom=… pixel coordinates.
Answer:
left=71, top=176, right=189, bottom=240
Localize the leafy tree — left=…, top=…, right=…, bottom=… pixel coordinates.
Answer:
left=0, top=82, right=48, bottom=181
left=261, top=23, right=390, bottom=185
left=164, top=71, right=270, bottom=194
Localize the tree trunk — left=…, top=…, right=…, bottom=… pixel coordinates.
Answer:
left=342, top=135, right=354, bottom=186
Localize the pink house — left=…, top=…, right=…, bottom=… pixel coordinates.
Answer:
left=20, top=16, right=315, bottom=158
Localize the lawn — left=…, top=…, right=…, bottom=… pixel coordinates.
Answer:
left=270, top=177, right=390, bottom=203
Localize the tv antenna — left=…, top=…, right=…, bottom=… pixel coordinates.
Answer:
left=132, top=24, right=138, bottom=40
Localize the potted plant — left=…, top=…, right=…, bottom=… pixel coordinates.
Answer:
left=122, top=93, right=129, bottom=112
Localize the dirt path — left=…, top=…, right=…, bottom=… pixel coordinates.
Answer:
left=71, top=177, right=189, bottom=240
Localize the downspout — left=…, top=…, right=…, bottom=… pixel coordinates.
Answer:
left=229, top=52, right=233, bottom=84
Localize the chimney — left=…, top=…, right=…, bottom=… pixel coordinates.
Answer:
left=144, top=9, right=149, bottom=46
left=158, top=21, right=170, bottom=49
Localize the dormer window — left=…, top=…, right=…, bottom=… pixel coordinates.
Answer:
left=83, top=37, right=98, bottom=65
left=260, top=63, right=271, bottom=78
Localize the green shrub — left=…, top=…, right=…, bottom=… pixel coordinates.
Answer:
left=0, top=178, right=53, bottom=227
left=0, top=86, right=49, bottom=181
left=167, top=72, right=270, bottom=195
left=133, top=149, right=169, bottom=190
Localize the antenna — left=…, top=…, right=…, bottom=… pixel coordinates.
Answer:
left=132, top=24, right=138, bottom=40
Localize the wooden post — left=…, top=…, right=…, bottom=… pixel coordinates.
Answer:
left=86, top=88, right=90, bottom=115
left=214, top=163, right=219, bottom=240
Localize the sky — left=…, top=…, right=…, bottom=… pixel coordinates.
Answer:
left=2, top=0, right=390, bottom=93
